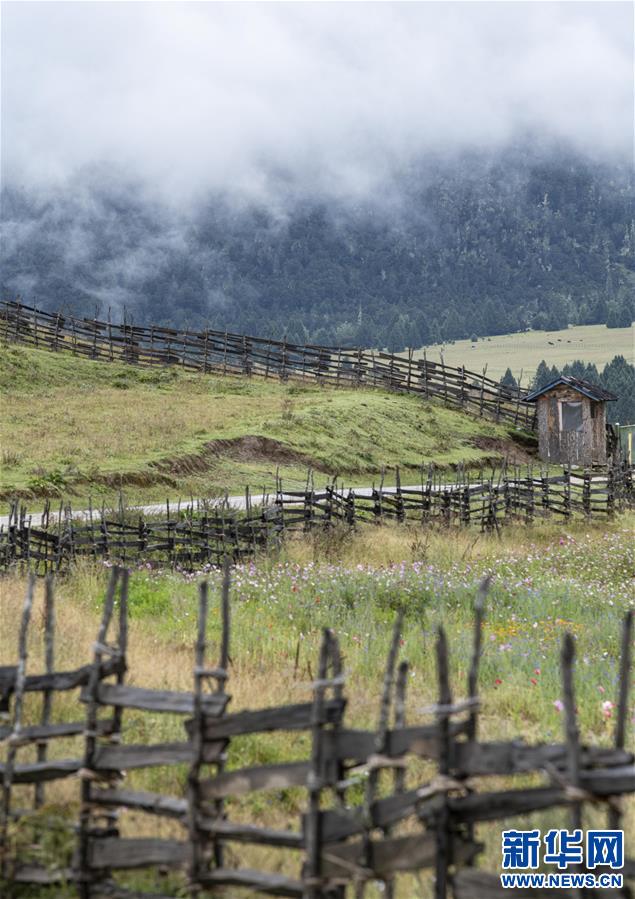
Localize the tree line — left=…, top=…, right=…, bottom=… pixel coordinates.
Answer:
left=501, top=355, right=635, bottom=424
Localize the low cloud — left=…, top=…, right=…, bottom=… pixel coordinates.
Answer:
left=1, top=2, right=633, bottom=204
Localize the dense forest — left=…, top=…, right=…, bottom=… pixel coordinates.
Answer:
left=1, top=145, right=633, bottom=350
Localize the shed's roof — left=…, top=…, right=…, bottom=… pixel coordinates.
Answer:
left=525, top=376, right=617, bottom=403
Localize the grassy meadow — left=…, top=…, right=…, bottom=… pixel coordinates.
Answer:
left=413, top=323, right=634, bottom=383
left=0, top=343, right=530, bottom=511
left=2, top=515, right=633, bottom=896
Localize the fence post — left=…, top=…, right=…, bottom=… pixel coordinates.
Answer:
left=514, top=369, right=523, bottom=427
left=107, top=308, right=114, bottom=362
left=76, top=567, right=120, bottom=898
left=564, top=466, right=572, bottom=520
left=440, top=352, right=448, bottom=405
left=0, top=575, right=35, bottom=882
left=541, top=471, right=550, bottom=514
left=242, top=335, right=250, bottom=376
left=609, top=610, right=633, bottom=831
left=561, top=633, right=582, bottom=833
left=582, top=469, right=591, bottom=517
left=54, top=310, right=62, bottom=353
left=357, top=612, right=403, bottom=897
left=378, top=466, right=386, bottom=522
left=463, top=578, right=488, bottom=866
left=32, top=306, right=39, bottom=349
left=13, top=298, right=22, bottom=343
left=606, top=464, right=615, bottom=518
left=421, top=350, right=429, bottom=400
left=188, top=580, right=209, bottom=889
left=476, top=364, right=486, bottom=418
left=34, top=575, right=55, bottom=809
left=434, top=626, right=453, bottom=899
left=304, top=630, right=331, bottom=899
left=395, top=466, right=405, bottom=523
left=460, top=482, right=471, bottom=526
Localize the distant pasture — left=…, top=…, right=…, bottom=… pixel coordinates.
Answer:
left=413, top=323, right=634, bottom=383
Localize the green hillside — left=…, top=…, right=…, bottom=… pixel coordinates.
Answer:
left=0, top=343, right=534, bottom=508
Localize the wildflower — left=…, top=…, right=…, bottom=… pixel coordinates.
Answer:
left=553, top=699, right=564, bottom=712
left=602, top=700, right=614, bottom=719
left=530, top=678, right=538, bottom=686
left=494, top=678, right=502, bottom=686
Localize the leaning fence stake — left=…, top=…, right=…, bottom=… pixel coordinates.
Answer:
left=609, top=609, right=632, bottom=831
left=76, top=567, right=120, bottom=899
left=34, top=575, right=55, bottom=809
left=561, top=632, right=582, bottom=832
left=304, top=630, right=331, bottom=899
left=1, top=574, right=35, bottom=882
left=434, top=625, right=453, bottom=899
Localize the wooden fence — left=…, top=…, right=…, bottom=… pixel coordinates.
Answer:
left=1, top=570, right=633, bottom=897
left=2, top=463, right=634, bottom=575
left=0, top=300, right=537, bottom=430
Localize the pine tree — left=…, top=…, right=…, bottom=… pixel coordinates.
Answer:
left=533, top=360, right=555, bottom=390
left=600, top=356, right=635, bottom=424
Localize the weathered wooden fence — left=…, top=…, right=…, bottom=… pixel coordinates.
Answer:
left=0, top=300, right=537, bottom=430
left=1, top=570, right=633, bottom=897
left=2, top=463, right=634, bottom=574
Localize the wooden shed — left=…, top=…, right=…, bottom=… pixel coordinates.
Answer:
left=525, top=376, right=617, bottom=466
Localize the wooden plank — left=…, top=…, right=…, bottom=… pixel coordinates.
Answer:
left=12, top=865, right=75, bottom=884
left=92, top=740, right=224, bottom=770
left=92, top=787, right=187, bottom=819
left=419, top=768, right=635, bottom=825
left=0, top=718, right=114, bottom=743
left=200, top=760, right=310, bottom=798
left=0, top=657, right=124, bottom=697
left=317, top=788, right=420, bottom=842
left=195, top=698, right=345, bottom=739
left=452, top=741, right=632, bottom=777
left=580, top=765, right=635, bottom=793
left=84, top=682, right=228, bottom=715
left=198, top=868, right=303, bottom=897
left=320, top=833, right=480, bottom=878
left=89, top=837, right=189, bottom=869
left=322, top=720, right=469, bottom=763
left=0, top=758, right=81, bottom=784
left=198, top=819, right=303, bottom=848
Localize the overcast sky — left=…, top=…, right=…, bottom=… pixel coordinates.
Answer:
left=2, top=2, right=633, bottom=203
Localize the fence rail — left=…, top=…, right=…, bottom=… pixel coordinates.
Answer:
left=1, top=570, right=633, bottom=897
left=2, top=463, right=633, bottom=574
left=1, top=300, right=538, bottom=430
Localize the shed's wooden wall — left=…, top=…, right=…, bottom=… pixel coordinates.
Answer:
left=536, top=385, right=607, bottom=465
left=591, top=400, right=607, bottom=463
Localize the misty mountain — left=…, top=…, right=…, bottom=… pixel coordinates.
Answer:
left=2, top=146, right=633, bottom=350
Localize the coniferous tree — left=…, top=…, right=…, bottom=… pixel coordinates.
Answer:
left=533, top=360, right=554, bottom=390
